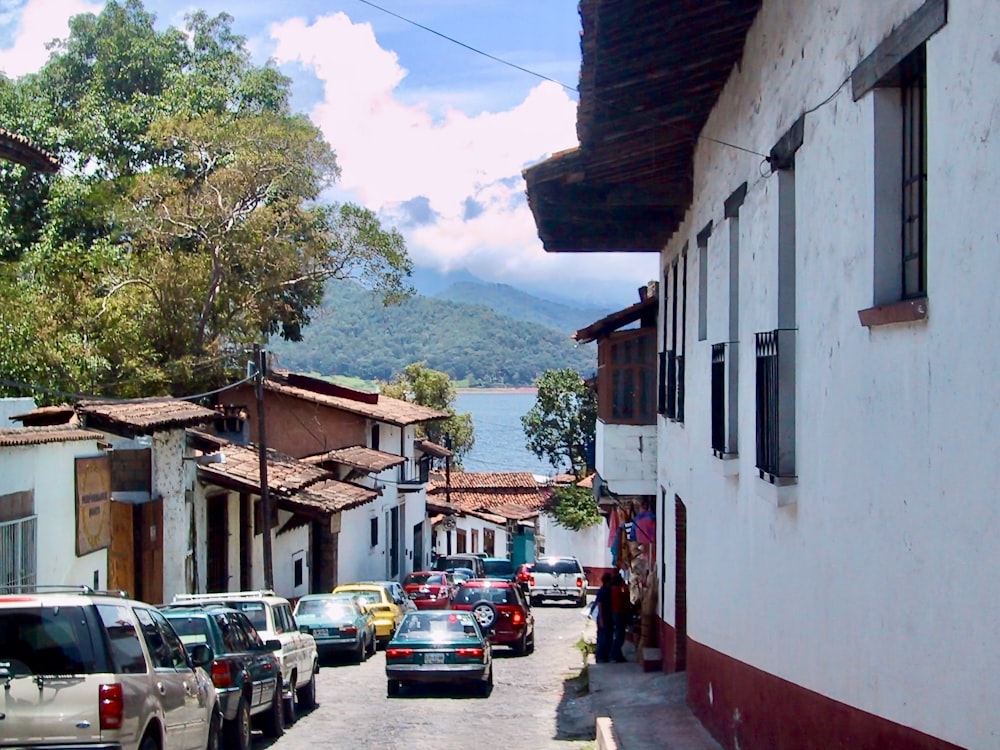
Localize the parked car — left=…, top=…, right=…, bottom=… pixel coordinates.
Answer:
left=451, top=578, right=535, bottom=655
left=332, top=582, right=406, bottom=644
left=362, top=580, right=417, bottom=616
left=514, top=563, right=535, bottom=595
left=432, top=554, right=486, bottom=578
left=385, top=610, right=493, bottom=697
left=159, top=603, right=284, bottom=750
left=481, top=557, right=516, bottom=581
left=528, top=556, right=588, bottom=607
left=171, top=590, right=318, bottom=725
left=0, top=585, right=222, bottom=750
left=294, top=593, right=376, bottom=663
left=402, top=571, right=454, bottom=609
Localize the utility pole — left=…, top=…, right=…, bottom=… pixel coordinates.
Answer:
left=253, top=344, right=274, bottom=590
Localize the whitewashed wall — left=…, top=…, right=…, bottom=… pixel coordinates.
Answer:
left=272, top=519, right=310, bottom=600
left=538, top=515, right=610, bottom=573
left=0, top=438, right=106, bottom=588
left=596, top=422, right=657, bottom=496
left=655, top=1, right=1000, bottom=747
left=152, top=429, right=188, bottom=603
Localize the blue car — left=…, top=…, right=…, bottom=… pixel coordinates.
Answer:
left=294, top=593, right=376, bottom=663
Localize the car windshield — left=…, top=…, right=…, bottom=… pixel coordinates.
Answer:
left=453, top=586, right=518, bottom=606
left=483, top=560, right=514, bottom=576
left=0, top=605, right=101, bottom=676
left=297, top=600, right=354, bottom=619
left=395, top=612, right=481, bottom=642
left=226, top=602, right=268, bottom=631
left=165, top=615, right=211, bottom=647
left=534, top=559, right=581, bottom=575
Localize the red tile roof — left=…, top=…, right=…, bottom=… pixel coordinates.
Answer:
left=428, top=472, right=545, bottom=522
left=302, top=445, right=405, bottom=473
left=77, top=398, right=215, bottom=435
left=437, top=472, right=541, bottom=490
left=0, top=426, right=101, bottom=447
left=263, top=378, right=448, bottom=426
left=0, top=128, right=60, bottom=173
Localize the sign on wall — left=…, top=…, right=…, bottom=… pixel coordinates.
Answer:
left=76, top=455, right=111, bottom=556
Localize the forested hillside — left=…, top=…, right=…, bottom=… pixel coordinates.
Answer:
left=434, top=281, right=611, bottom=333
left=267, top=281, right=597, bottom=386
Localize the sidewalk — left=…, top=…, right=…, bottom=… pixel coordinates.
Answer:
left=586, top=649, right=723, bottom=750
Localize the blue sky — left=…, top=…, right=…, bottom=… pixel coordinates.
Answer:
left=0, top=0, right=658, bottom=308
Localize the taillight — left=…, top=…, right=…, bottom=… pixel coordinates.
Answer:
left=385, top=648, right=413, bottom=659
left=211, top=660, right=233, bottom=689
left=511, top=610, right=524, bottom=626
left=456, top=647, right=484, bottom=658
left=341, top=626, right=358, bottom=635
left=528, top=575, right=535, bottom=586
left=99, top=683, right=124, bottom=730
left=576, top=577, right=584, bottom=588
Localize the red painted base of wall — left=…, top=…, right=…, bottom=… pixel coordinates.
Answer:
left=654, top=617, right=963, bottom=750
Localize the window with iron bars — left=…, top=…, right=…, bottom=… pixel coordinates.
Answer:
left=755, top=330, right=796, bottom=480
left=0, top=516, right=37, bottom=590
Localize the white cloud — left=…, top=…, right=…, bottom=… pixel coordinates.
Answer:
left=0, top=0, right=101, bottom=78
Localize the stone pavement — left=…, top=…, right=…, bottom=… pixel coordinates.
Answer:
left=587, top=649, right=723, bottom=750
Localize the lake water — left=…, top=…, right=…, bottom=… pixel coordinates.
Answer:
left=454, top=391, right=567, bottom=476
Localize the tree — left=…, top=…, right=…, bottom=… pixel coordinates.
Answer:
left=521, top=368, right=597, bottom=476
left=0, top=1, right=412, bottom=399
left=380, top=362, right=475, bottom=467
left=545, top=484, right=601, bottom=530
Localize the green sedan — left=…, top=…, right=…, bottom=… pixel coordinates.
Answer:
left=384, top=610, right=494, bottom=697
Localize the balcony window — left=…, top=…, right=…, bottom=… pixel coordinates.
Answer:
left=599, top=328, right=655, bottom=424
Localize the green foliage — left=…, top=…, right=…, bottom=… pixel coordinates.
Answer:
left=521, top=368, right=597, bottom=475
left=267, top=280, right=596, bottom=386
left=0, top=1, right=411, bottom=399
left=381, top=363, right=475, bottom=467
left=546, top=485, right=601, bottom=531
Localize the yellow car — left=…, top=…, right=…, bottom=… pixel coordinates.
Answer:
left=332, top=583, right=406, bottom=643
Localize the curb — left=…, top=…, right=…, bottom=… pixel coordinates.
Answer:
left=596, top=716, right=617, bottom=750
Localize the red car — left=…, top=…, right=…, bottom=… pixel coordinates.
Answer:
left=451, top=579, right=535, bottom=656
left=402, top=571, right=454, bottom=610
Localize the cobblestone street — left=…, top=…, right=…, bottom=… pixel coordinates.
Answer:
left=260, top=601, right=597, bottom=750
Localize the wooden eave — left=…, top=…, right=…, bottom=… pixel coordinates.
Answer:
left=0, top=128, right=60, bottom=173
left=574, top=295, right=657, bottom=344
left=525, top=0, right=762, bottom=253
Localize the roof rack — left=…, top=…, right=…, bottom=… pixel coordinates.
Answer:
left=172, top=590, right=277, bottom=603
left=0, top=584, right=129, bottom=598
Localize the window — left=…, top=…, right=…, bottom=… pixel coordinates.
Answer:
left=599, top=329, right=656, bottom=424
left=853, top=0, right=944, bottom=326
left=371, top=423, right=380, bottom=451
left=484, top=529, right=495, bottom=557
left=659, top=248, right=688, bottom=422
left=456, top=529, right=467, bottom=553
left=711, top=190, right=739, bottom=460
left=370, top=517, right=378, bottom=547
left=0, top=515, right=36, bottom=589
left=471, top=529, right=479, bottom=553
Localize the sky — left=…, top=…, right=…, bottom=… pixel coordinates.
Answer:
left=0, top=0, right=659, bottom=309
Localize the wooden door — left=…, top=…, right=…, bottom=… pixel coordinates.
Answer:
left=206, top=496, right=228, bottom=592
left=107, top=500, right=134, bottom=596
left=138, top=499, right=163, bottom=605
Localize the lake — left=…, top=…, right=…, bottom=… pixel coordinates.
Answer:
left=454, top=390, right=567, bottom=476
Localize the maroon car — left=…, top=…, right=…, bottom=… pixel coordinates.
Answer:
left=451, top=579, right=535, bottom=656
left=402, top=571, right=454, bottom=610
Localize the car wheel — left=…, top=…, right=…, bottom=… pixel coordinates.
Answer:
left=513, top=631, right=527, bottom=656
left=282, top=676, right=296, bottom=727
left=387, top=679, right=400, bottom=697
left=260, top=682, right=285, bottom=738
left=478, top=668, right=493, bottom=697
left=139, top=732, right=159, bottom=750
left=296, top=662, right=317, bottom=710
left=470, top=600, right=499, bottom=631
left=223, top=697, right=251, bottom=750
left=355, top=637, right=366, bottom=663
left=530, top=595, right=541, bottom=607
left=368, top=629, right=377, bottom=656
left=527, top=630, right=536, bottom=654
left=205, top=707, right=222, bottom=750
left=576, top=593, right=588, bottom=608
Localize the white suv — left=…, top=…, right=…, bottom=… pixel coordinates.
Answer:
left=528, top=556, right=589, bottom=607
left=0, top=586, right=222, bottom=750
left=172, top=590, right=318, bottom=724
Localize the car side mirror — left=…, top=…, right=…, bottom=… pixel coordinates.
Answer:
left=264, top=638, right=282, bottom=652
left=189, top=643, right=214, bottom=668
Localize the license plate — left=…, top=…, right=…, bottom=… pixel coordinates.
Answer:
left=423, top=653, right=445, bottom=664
left=313, top=628, right=329, bottom=637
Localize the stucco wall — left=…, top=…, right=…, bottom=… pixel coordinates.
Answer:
left=153, top=429, right=189, bottom=603
left=654, top=1, right=1000, bottom=747
left=538, top=515, right=610, bottom=573
left=596, top=421, right=657, bottom=495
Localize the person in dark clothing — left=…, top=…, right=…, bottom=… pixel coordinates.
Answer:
left=610, top=572, right=630, bottom=662
left=593, top=572, right=614, bottom=663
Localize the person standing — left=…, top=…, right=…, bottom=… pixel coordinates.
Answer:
left=593, top=572, right=614, bottom=663
left=610, top=571, right=630, bottom=662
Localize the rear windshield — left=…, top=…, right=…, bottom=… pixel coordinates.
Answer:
left=405, top=573, right=447, bottom=586
left=297, top=600, right=354, bottom=619
left=452, top=586, right=518, bottom=606
left=165, top=614, right=212, bottom=647
left=534, top=559, right=582, bottom=575
left=395, top=612, right=480, bottom=641
left=225, top=602, right=268, bottom=631
left=482, top=560, right=514, bottom=576
left=434, top=556, right=478, bottom=571
left=0, top=605, right=106, bottom=676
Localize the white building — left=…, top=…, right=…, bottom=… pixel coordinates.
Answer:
left=525, top=1, right=996, bottom=748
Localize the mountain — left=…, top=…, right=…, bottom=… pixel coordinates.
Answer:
left=267, top=280, right=597, bottom=386
left=433, top=281, right=611, bottom=334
